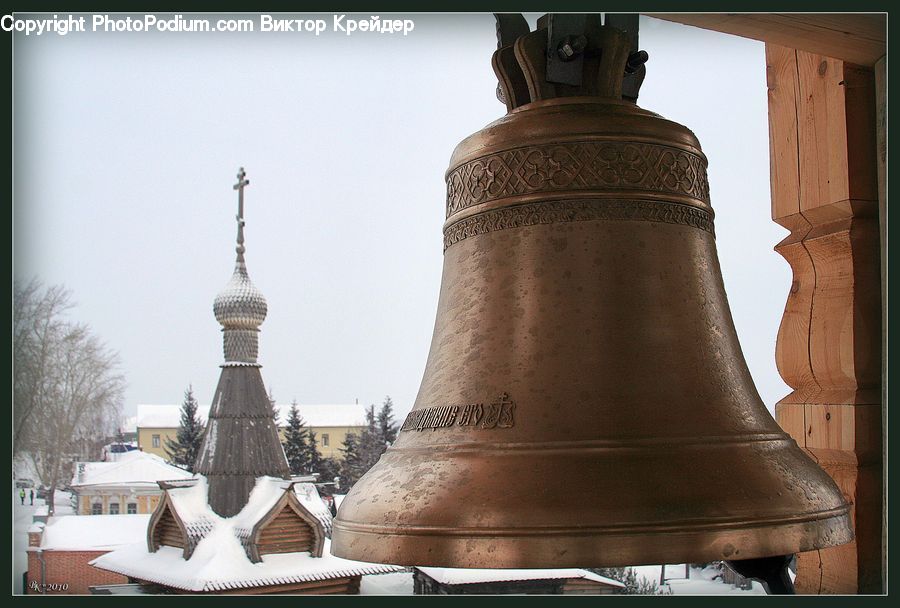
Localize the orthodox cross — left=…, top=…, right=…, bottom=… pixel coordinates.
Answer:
left=233, top=167, right=250, bottom=254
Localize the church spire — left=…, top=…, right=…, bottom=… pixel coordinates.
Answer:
left=197, top=167, right=290, bottom=518
left=213, top=167, right=268, bottom=365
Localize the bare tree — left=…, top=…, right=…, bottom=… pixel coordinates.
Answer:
left=13, top=279, right=73, bottom=445
left=13, top=279, right=126, bottom=513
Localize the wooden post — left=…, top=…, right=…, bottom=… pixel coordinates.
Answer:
left=766, top=43, right=882, bottom=594
left=873, top=54, right=886, bottom=595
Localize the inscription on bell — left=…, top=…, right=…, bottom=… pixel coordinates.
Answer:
left=400, top=393, right=516, bottom=432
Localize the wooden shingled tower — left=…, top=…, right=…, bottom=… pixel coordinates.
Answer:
left=195, top=167, right=291, bottom=517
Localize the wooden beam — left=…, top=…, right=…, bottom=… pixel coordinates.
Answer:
left=873, top=54, right=886, bottom=595
left=649, top=14, right=885, bottom=66
left=767, top=43, right=882, bottom=594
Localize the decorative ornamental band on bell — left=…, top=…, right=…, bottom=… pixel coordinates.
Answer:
left=213, top=167, right=268, bottom=365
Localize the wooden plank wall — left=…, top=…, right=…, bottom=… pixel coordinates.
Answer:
left=257, top=507, right=314, bottom=556
left=153, top=507, right=186, bottom=550
left=652, top=15, right=885, bottom=66
left=766, top=43, right=882, bottom=594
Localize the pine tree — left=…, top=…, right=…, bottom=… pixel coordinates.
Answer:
left=357, top=404, right=382, bottom=471
left=318, top=457, right=342, bottom=488
left=282, top=400, right=310, bottom=475
left=338, top=399, right=401, bottom=490
left=376, top=396, right=398, bottom=446
left=589, top=567, right=669, bottom=595
left=268, top=387, right=279, bottom=426
left=306, top=430, right=322, bottom=476
left=165, top=385, right=205, bottom=472
left=339, top=430, right=364, bottom=486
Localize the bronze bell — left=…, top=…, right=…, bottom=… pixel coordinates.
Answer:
left=332, top=15, right=852, bottom=571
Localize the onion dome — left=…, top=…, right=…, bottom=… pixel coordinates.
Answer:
left=214, top=259, right=267, bottom=330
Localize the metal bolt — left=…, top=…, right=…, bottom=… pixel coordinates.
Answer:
left=556, top=34, right=586, bottom=62
left=625, top=50, right=649, bottom=74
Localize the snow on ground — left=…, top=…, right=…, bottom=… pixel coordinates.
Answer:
left=632, top=564, right=766, bottom=595
left=13, top=489, right=75, bottom=594
left=360, top=571, right=415, bottom=595
left=13, top=492, right=36, bottom=594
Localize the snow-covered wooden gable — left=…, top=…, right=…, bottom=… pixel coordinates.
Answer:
left=147, top=477, right=330, bottom=563
left=96, top=475, right=403, bottom=594
left=241, top=487, right=325, bottom=562
left=146, top=480, right=214, bottom=559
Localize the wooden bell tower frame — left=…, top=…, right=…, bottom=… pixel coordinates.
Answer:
left=651, top=14, right=886, bottom=594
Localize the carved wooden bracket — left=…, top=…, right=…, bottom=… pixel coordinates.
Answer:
left=766, top=43, right=882, bottom=594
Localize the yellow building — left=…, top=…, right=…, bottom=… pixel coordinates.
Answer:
left=131, top=405, right=193, bottom=460
left=69, top=451, right=194, bottom=515
left=272, top=403, right=369, bottom=460
left=132, top=403, right=368, bottom=461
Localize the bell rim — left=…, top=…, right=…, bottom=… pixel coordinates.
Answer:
left=331, top=508, right=853, bottom=568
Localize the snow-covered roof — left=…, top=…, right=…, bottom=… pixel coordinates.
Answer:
left=293, top=481, right=334, bottom=535
left=136, top=404, right=208, bottom=429
left=162, top=478, right=218, bottom=547
left=93, top=539, right=402, bottom=592
left=92, top=475, right=403, bottom=591
left=33, top=515, right=152, bottom=552
left=415, top=567, right=626, bottom=588
left=135, top=403, right=368, bottom=429
left=274, top=404, right=368, bottom=428
left=28, top=522, right=46, bottom=534
left=159, top=476, right=333, bottom=550
left=360, top=571, right=415, bottom=595
left=92, top=476, right=402, bottom=593
left=71, top=451, right=194, bottom=489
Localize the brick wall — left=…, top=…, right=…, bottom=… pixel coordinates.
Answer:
left=26, top=550, right=127, bottom=595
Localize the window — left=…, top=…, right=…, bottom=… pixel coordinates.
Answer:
left=92, top=503, right=102, bottom=515
left=152, top=434, right=160, bottom=448
left=322, top=434, right=329, bottom=447
left=127, top=503, right=138, bottom=514
left=109, top=502, right=120, bottom=515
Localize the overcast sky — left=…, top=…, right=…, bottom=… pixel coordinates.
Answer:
left=13, top=13, right=790, bottom=424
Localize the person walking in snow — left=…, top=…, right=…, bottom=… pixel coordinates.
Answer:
left=19, top=488, right=25, bottom=505
left=29, top=489, right=34, bottom=505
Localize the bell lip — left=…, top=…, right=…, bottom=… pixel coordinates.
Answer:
left=330, top=508, right=853, bottom=569
left=447, top=96, right=705, bottom=174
